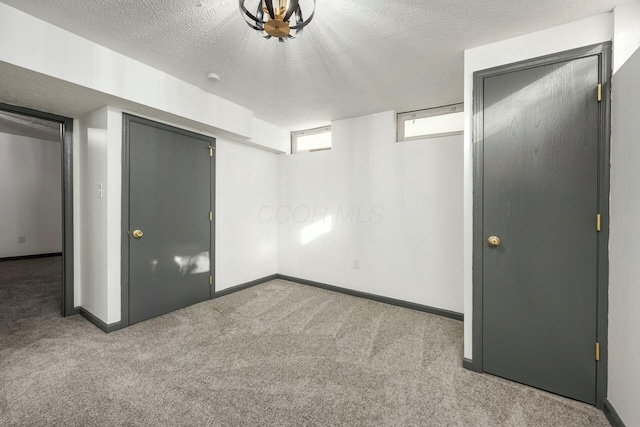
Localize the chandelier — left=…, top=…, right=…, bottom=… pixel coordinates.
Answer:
left=239, top=0, right=316, bottom=42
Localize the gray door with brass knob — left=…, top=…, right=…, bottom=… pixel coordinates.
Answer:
left=474, top=47, right=609, bottom=405
left=123, top=115, right=214, bottom=326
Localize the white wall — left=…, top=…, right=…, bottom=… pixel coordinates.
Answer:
left=613, top=2, right=640, bottom=73
left=250, top=118, right=291, bottom=154
left=76, top=107, right=109, bottom=321
left=75, top=107, right=123, bottom=324
left=73, top=121, right=81, bottom=307
left=608, top=3, right=640, bottom=425
left=74, top=107, right=280, bottom=324
left=0, top=133, right=61, bottom=258
left=462, top=13, right=614, bottom=359
left=216, top=139, right=279, bottom=290
left=278, top=111, right=464, bottom=313
left=0, top=3, right=250, bottom=139
left=0, top=4, right=288, bottom=316
left=0, top=2, right=290, bottom=152
left=106, top=108, right=123, bottom=323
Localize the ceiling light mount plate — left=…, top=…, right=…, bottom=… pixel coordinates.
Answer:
left=264, top=19, right=290, bottom=38
left=239, top=0, right=316, bottom=42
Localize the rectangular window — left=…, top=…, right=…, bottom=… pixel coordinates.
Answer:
left=397, top=103, right=464, bottom=141
left=291, top=126, right=331, bottom=153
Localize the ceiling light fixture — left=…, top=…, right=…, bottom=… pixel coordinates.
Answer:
left=239, top=0, right=315, bottom=42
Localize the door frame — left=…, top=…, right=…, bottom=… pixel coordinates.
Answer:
left=0, top=102, right=76, bottom=317
left=471, top=42, right=612, bottom=408
left=120, top=114, right=216, bottom=328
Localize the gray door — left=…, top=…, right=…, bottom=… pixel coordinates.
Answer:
left=482, top=56, right=600, bottom=404
left=127, top=118, right=213, bottom=325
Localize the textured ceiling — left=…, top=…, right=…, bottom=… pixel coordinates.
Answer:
left=0, top=0, right=632, bottom=130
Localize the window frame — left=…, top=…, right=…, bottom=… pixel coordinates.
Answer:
left=397, top=103, right=464, bottom=142
left=291, top=125, right=332, bottom=154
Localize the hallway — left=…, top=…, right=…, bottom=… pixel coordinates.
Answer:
left=0, top=256, right=62, bottom=332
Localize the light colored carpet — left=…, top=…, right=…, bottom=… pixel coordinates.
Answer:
left=0, top=257, right=611, bottom=426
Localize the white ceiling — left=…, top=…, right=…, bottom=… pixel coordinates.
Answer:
left=0, top=0, right=632, bottom=130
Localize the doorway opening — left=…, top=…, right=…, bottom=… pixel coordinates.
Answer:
left=0, top=103, right=75, bottom=321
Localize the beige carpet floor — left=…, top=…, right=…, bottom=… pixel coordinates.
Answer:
left=0, top=257, right=611, bottom=426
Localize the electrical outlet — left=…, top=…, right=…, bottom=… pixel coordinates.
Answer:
left=353, top=259, right=360, bottom=269
left=18, top=236, right=26, bottom=244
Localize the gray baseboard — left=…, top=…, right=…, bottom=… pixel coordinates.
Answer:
left=79, top=307, right=122, bottom=333
left=603, top=399, right=626, bottom=427
left=0, top=252, right=62, bottom=262
left=277, top=274, right=464, bottom=321
left=462, top=358, right=473, bottom=370
left=213, top=274, right=278, bottom=298
left=87, top=273, right=463, bottom=332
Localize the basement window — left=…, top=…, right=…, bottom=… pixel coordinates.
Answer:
left=397, top=103, right=464, bottom=141
left=291, top=126, right=331, bottom=154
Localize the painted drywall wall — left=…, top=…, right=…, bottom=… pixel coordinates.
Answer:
left=75, top=107, right=122, bottom=324
left=106, top=108, right=123, bottom=324
left=0, top=2, right=290, bottom=152
left=608, top=3, right=640, bottom=425
left=73, top=120, right=81, bottom=307
left=278, top=111, right=464, bottom=313
left=0, top=2, right=287, bottom=314
left=251, top=118, right=291, bottom=154
left=613, top=2, right=640, bottom=73
left=462, top=13, right=614, bottom=360
left=78, top=108, right=280, bottom=324
left=0, top=3, right=250, bottom=138
left=216, top=139, right=279, bottom=290
left=609, top=45, right=640, bottom=427
left=76, top=107, right=109, bottom=321
left=0, top=132, right=61, bottom=258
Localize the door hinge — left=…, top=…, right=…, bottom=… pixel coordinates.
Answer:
left=596, top=214, right=601, bottom=232
left=597, top=84, right=602, bottom=102
left=209, top=146, right=214, bottom=157
left=209, top=275, right=213, bottom=285
left=595, top=342, right=600, bottom=361
left=209, top=211, right=213, bottom=221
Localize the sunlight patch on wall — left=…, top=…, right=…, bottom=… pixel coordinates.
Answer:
left=300, top=216, right=332, bottom=245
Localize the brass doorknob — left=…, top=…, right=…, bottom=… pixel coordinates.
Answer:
left=487, top=236, right=501, bottom=247
left=132, top=229, right=144, bottom=239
